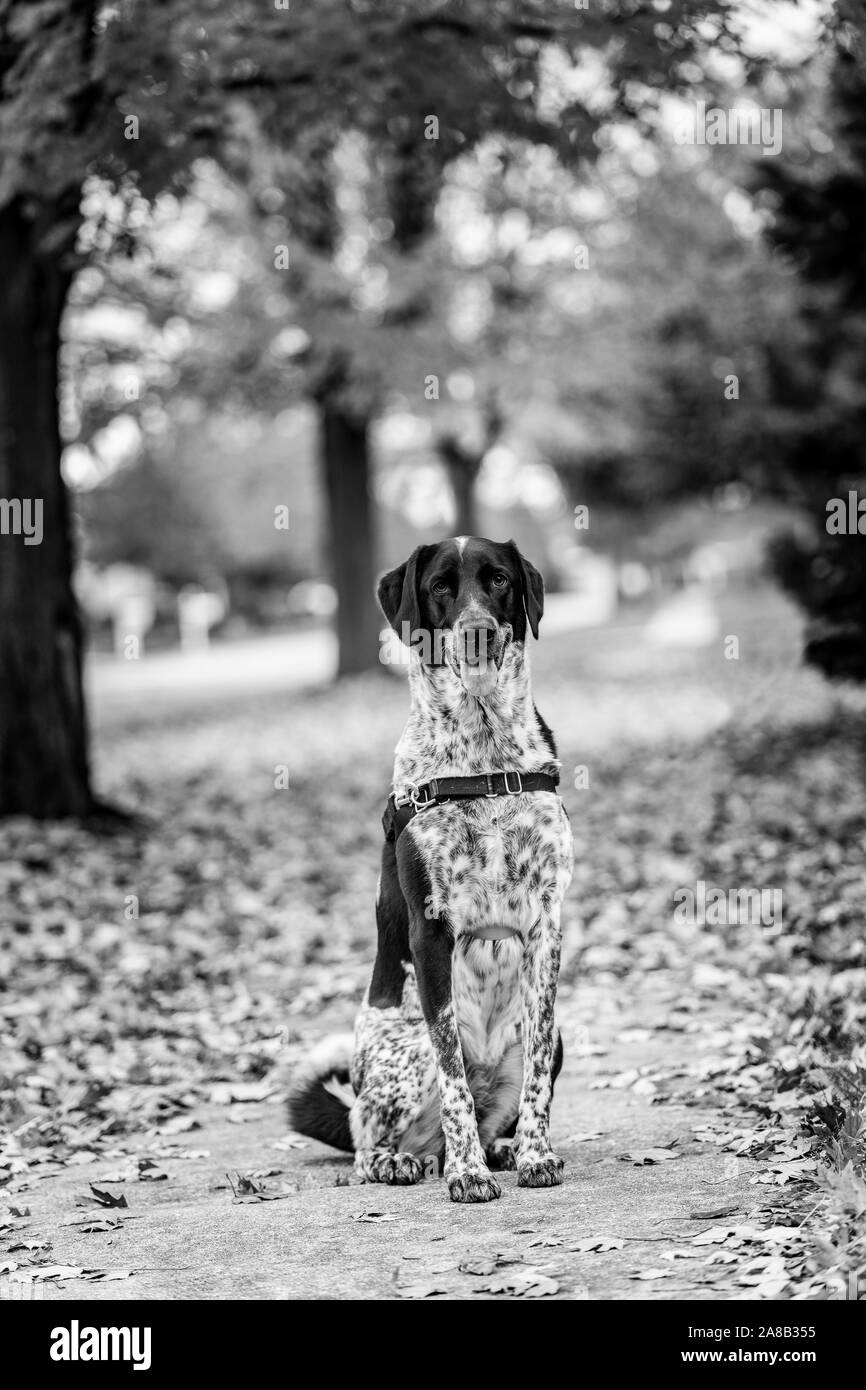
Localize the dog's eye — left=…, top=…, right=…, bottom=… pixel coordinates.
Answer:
left=431, top=580, right=450, bottom=597
left=490, top=573, right=509, bottom=589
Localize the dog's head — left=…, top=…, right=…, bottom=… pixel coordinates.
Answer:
left=377, top=536, right=544, bottom=698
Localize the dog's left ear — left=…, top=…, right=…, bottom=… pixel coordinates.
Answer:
left=508, top=540, right=544, bottom=640
left=377, top=547, right=424, bottom=636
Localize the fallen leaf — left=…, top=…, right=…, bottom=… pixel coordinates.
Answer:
left=158, top=1115, right=199, bottom=1135
left=478, top=1269, right=560, bottom=1298
left=632, top=1078, right=658, bottom=1096
left=692, top=1225, right=756, bottom=1247
left=233, top=1191, right=290, bottom=1204
left=232, top=1173, right=263, bottom=1194
left=619, top=1147, right=682, bottom=1166
left=459, top=1258, right=499, bottom=1276
left=88, top=1184, right=128, bottom=1208
left=395, top=1279, right=449, bottom=1299
left=137, top=1159, right=168, bottom=1182
left=689, top=1202, right=741, bottom=1219
left=608, top=1069, right=640, bottom=1088
left=568, top=1236, right=625, bottom=1254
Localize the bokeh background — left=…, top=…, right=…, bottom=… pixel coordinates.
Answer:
left=44, top=0, right=866, bottom=707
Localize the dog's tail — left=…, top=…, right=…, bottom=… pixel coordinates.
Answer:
left=286, top=1033, right=355, bottom=1153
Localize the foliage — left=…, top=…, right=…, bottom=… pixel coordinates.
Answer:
left=65, top=108, right=802, bottom=581
left=1, top=0, right=739, bottom=221
left=755, top=1, right=866, bottom=677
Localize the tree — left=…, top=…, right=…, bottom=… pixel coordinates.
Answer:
left=438, top=397, right=504, bottom=537
left=0, top=0, right=745, bottom=812
left=755, top=1, right=866, bottom=677
left=0, top=0, right=231, bottom=815
left=284, top=2, right=764, bottom=591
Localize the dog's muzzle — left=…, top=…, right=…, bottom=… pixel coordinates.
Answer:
left=452, top=612, right=509, bottom=696
left=457, top=615, right=497, bottom=666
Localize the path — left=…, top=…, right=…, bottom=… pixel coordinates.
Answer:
left=7, top=979, right=763, bottom=1301
left=85, top=591, right=644, bottom=730
left=3, top=581, right=855, bottom=1301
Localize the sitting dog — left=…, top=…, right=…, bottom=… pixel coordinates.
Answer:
left=288, top=536, right=573, bottom=1202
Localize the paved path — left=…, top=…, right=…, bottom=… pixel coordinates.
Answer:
left=7, top=583, right=802, bottom=1303
left=19, top=979, right=760, bottom=1302
left=86, top=589, right=709, bottom=731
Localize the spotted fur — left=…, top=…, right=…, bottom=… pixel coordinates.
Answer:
left=287, top=538, right=573, bottom=1203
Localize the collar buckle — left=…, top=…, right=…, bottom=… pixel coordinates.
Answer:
left=503, top=771, right=523, bottom=794
left=394, top=783, right=417, bottom=809
left=395, top=781, right=435, bottom=809
left=413, top=781, right=434, bottom=807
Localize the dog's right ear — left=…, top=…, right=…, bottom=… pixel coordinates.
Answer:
left=377, top=548, right=424, bottom=636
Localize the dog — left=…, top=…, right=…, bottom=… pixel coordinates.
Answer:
left=288, top=536, right=573, bottom=1202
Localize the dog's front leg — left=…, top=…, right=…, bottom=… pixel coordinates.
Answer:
left=407, top=910, right=500, bottom=1203
left=515, top=906, right=565, bottom=1188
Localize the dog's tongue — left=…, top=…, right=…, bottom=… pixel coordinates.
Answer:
left=462, top=630, right=491, bottom=666
left=460, top=660, right=498, bottom=698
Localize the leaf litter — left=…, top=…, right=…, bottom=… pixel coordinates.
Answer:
left=1, top=601, right=865, bottom=1297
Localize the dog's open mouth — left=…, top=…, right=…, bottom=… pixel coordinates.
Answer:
left=467, top=925, right=521, bottom=941
left=453, top=624, right=510, bottom=698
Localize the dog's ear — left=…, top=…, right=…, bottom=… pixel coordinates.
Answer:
left=508, top=539, right=544, bottom=640
left=377, top=548, right=424, bottom=636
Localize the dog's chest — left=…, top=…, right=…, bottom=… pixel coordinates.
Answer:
left=407, top=793, right=573, bottom=930
left=451, top=935, right=523, bottom=1066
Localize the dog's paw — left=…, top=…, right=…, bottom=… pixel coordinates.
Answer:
left=517, top=1154, right=565, bottom=1188
left=372, top=1152, right=424, bottom=1185
left=447, top=1170, right=501, bottom=1204
left=486, top=1138, right=517, bottom=1172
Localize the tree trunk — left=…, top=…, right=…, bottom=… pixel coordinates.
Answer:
left=319, top=394, right=381, bottom=678
left=0, top=200, right=92, bottom=817
left=439, top=439, right=481, bottom=536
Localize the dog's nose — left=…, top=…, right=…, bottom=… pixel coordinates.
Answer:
left=458, top=616, right=496, bottom=666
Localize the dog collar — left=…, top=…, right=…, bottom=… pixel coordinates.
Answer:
left=382, top=770, right=560, bottom=843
